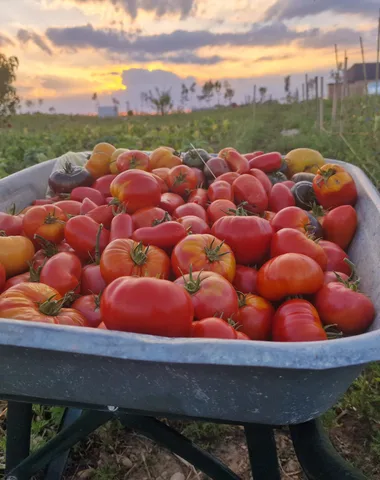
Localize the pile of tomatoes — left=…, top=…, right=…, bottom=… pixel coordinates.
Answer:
left=0, top=144, right=375, bottom=342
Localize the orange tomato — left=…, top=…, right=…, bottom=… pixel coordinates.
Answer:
left=0, top=235, right=35, bottom=277
left=23, top=205, right=67, bottom=245
left=150, top=147, right=182, bottom=169
left=313, top=164, right=357, bottom=209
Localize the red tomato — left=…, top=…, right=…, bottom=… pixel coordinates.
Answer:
left=0, top=262, right=5, bottom=291
left=100, top=239, right=170, bottom=284
left=236, top=331, right=250, bottom=340
left=232, top=174, right=268, bottom=214
left=319, top=240, right=351, bottom=275
left=72, top=294, right=102, bottom=328
left=152, top=173, right=169, bottom=193
left=174, top=270, right=239, bottom=320
left=313, top=164, right=357, bottom=209
left=207, top=199, right=236, bottom=225
left=132, top=222, right=187, bottom=252
left=257, top=253, right=324, bottom=301
left=23, top=205, right=67, bottom=245
left=0, top=282, right=88, bottom=326
left=71, top=187, right=104, bottom=206
left=187, top=188, right=209, bottom=209
left=314, top=283, right=375, bottom=335
left=86, top=205, right=114, bottom=229
left=171, top=234, right=236, bottom=282
left=219, top=148, right=250, bottom=174
left=81, top=264, right=106, bottom=295
left=0, top=211, right=23, bottom=236
left=32, top=198, right=55, bottom=206
left=65, top=216, right=110, bottom=260
left=270, top=228, right=328, bottom=270
left=215, top=172, right=239, bottom=185
left=159, top=192, right=185, bottom=214
left=207, top=181, right=233, bottom=202
left=152, top=167, right=170, bottom=182
left=232, top=265, right=258, bottom=294
left=248, top=152, right=282, bottom=173
left=173, top=203, right=208, bottom=223
left=177, top=216, right=211, bottom=235
left=191, top=167, right=206, bottom=187
left=80, top=197, right=98, bottom=214
left=237, top=293, right=274, bottom=340
left=324, top=271, right=349, bottom=285
left=191, top=318, right=237, bottom=339
left=32, top=239, right=73, bottom=268
left=322, top=205, right=357, bottom=250
left=92, top=174, right=117, bottom=198
left=54, top=200, right=82, bottom=216
left=272, top=299, right=327, bottom=342
left=167, top=165, right=198, bottom=197
left=101, top=276, right=194, bottom=336
left=249, top=169, right=272, bottom=196
left=40, top=252, right=82, bottom=295
left=211, top=211, right=273, bottom=266
left=271, top=206, right=322, bottom=238
left=3, top=260, right=44, bottom=291
left=268, top=183, right=296, bottom=213
left=116, top=150, right=150, bottom=172
left=132, top=207, right=169, bottom=229
left=109, top=213, right=134, bottom=241
left=245, top=151, right=265, bottom=160
left=110, top=170, right=161, bottom=213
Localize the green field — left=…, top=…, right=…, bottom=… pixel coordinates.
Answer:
left=0, top=100, right=380, bottom=479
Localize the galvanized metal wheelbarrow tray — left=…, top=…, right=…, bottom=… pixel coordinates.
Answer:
left=0, top=153, right=378, bottom=480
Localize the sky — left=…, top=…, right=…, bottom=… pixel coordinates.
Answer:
left=0, top=0, right=379, bottom=114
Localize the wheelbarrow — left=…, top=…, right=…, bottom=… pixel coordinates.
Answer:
left=0, top=153, right=379, bottom=480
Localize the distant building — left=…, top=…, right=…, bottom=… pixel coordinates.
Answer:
left=98, top=105, right=118, bottom=118
left=328, top=63, right=379, bottom=99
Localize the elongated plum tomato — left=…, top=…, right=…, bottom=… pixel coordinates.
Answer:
left=249, top=169, right=272, bottom=196
left=132, top=222, right=187, bottom=252
left=110, top=170, right=161, bottom=213
left=54, top=200, right=82, bottom=216
left=257, top=253, right=324, bottom=301
left=159, top=192, right=185, bottom=214
left=174, top=270, right=239, bottom=320
left=207, top=181, right=233, bottom=202
left=132, top=207, right=169, bottom=229
left=80, top=197, right=98, bottom=215
left=232, top=174, right=268, bottom=214
left=314, top=283, right=375, bottom=335
left=71, top=186, right=104, bottom=206
left=312, top=164, right=357, bottom=209
left=318, top=240, right=351, bottom=275
left=218, top=148, right=250, bottom=174
left=92, top=174, right=117, bottom=198
left=171, top=234, right=236, bottom=282
left=23, top=205, right=67, bottom=245
left=109, top=214, right=134, bottom=241
left=166, top=165, right=198, bottom=197
left=0, top=282, right=88, bottom=326
left=272, top=299, right=327, bottom=342
left=187, top=188, right=209, bottom=209
left=177, top=216, right=211, bottom=235
left=211, top=207, right=273, bottom=266
left=191, top=318, right=238, bottom=339
left=232, top=265, right=258, bottom=294
left=237, top=294, right=274, bottom=340
left=217, top=172, right=240, bottom=185
left=0, top=236, right=35, bottom=278
left=268, top=183, right=295, bottom=213
left=322, top=205, right=357, bottom=250
left=207, top=199, right=236, bottom=225
left=40, top=252, right=82, bottom=295
left=101, top=276, right=194, bottom=337
left=86, top=205, right=114, bottom=229
left=64, top=216, right=110, bottom=261
left=270, top=228, right=328, bottom=270
left=248, top=152, right=282, bottom=173
left=100, top=239, right=170, bottom=284
left=72, top=294, right=102, bottom=328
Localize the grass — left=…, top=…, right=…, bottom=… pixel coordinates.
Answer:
left=0, top=97, right=380, bottom=477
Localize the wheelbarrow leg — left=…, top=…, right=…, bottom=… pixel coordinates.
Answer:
left=45, top=408, right=83, bottom=480
left=119, top=415, right=240, bottom=480
left=289, top=419, right=367, bottom=480
left=5, top=402, right=33, bottom=474
left=6, top=410, right=113, bottom=480
left=244, top=424, right=281, bottom=480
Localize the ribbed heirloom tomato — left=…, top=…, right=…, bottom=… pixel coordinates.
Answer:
left=174, top=270, right=239, bottom=320
left=100, top=239, right=170, bottom=284
left=0, top=283, right=88, bottom=326
left=257, top=253, right=324, bottom=301
left=101, top=276, right=194, bottom=337
left=237, top=293, right=274, bottom=340
left=171, top=234, right=236, bottom=282
left=313, top=164, right=357, bottom=209
left=272, top=299, right=327, bottom=342
left=23, top=205, right=67, bottom=245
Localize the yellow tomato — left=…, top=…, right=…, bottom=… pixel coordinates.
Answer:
left=0, top=236, right=35, bottom=277
left=285, top=148, right=325, bottom=177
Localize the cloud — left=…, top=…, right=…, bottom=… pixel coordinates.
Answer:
left=300, top=28, right=365, bottom=49
left=263, top=0, right=378, bottom=21
left=17, top=29, right=53, bottom=55
left=40, top=75, right=97, bottom=91
left=67, top=0, right=197, bottom=19
left=46, top=22, right=314, bottom=57
left=129, top=51, right=225, bottom=65
left=0, top=34, right=14, bottom=47
left=254, top=54, right=293, bottom=63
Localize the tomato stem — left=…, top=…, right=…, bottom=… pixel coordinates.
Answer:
left=38, top=294, right=65, bottom=316
left=131, top=242, right=149, bottom=266
left=182, top=265, right=203, bottom=294
left=152, top=212, right=171, bottom=226
left=204, top=238, right=230, bottom=262
left=27, top=260, right=45, bottom=282
left=324, top=324, right=343, bottom=340
left=173, top=172, right=187, bottom=186
left=34, top=235, right=59, bottom=256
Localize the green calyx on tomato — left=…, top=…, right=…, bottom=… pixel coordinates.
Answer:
left=34, top=235, right=59, bottom=256
left=227, top=202, right=253, bottom=217
left=0, top=230, right=7, bottom=237
left=173, top=171, right=187, bottom=186
left=131, top=242, right=150, bottom=266
left=181, top=266, right=203, bottom=294
left=37, top=294, right=65, bottom=316
left=204, top=238, right=230, bottom=263
left=333, top=259, right=360, bottom=291
left=44, top=210, right=65, bottom=226
left=27, top=260, right=44, bottom=282
left=316, top=167, right=337, bottom=185
left=310, top=203, right=326, bottom=218
left=152, top=212, right=172, bottom=226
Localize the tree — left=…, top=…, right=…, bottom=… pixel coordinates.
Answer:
left=189, top=82, right=196, bottom=108
left=330, top=62, right=343, bottom=83
left=284, top=76, right=292, bottom=103
left=25, top=99, right=34, bottom=113
left=259, top=87, right=267, bottom=103
left=147, top=88, right=173, bottom=115
left=92, top=92, right=99, bottom=113
left=214, top=80, right=222, bottom=105
left=0, top=54, right=20, bottom=125
left=223, top=81, right=235, bottom=105
left=38, top=98, right=43, bottom=109
left=180, top=83, right=189, bottom=109
left=48, top=106, right=56, bottom=114
left=307, top=78, right=315, bottom=99
left=201, top=81, right=214, bottom=106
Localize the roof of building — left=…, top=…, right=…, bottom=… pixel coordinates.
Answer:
left=347, top=63, right=378, bottom=83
